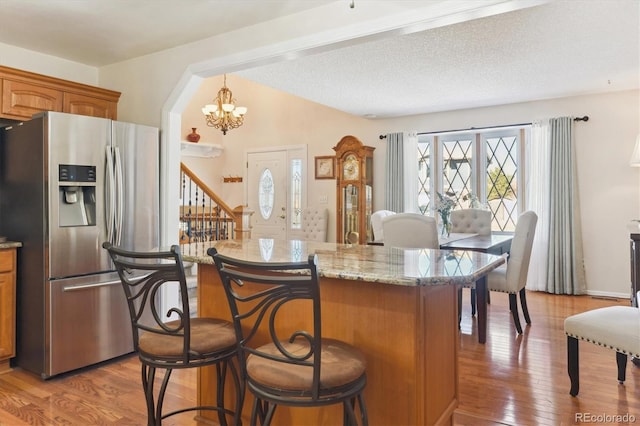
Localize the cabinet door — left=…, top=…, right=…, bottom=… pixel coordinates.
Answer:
left=0, top=270, right=15, bottom=360
left=63, top=92, right=117, bottom=119
left=1, top=79, right=63, bottom=119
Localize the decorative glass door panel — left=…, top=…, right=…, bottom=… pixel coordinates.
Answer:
left=247, top=151, right=287, bottom=240
left=259, top=168, right=274, bottom=219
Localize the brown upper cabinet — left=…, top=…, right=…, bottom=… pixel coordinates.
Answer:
left=0, top=66, right=120, bottom=120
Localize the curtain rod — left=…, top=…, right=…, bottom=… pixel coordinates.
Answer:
left=378, top=115, right=589, bottom=139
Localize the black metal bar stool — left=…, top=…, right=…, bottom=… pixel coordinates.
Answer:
left=209, top=247, right=368, bottom=426
left=104, top=242, right=244, bottom=426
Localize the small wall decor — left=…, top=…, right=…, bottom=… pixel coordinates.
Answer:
left=315, top=156, right=335, bottom=179
left=223, top=176, right=243, bottom=183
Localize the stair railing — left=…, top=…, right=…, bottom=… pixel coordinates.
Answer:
left=179, top=163, right=237, bottom=244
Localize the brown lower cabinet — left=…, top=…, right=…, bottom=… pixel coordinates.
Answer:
left=0, top=248, right=16, bottom=374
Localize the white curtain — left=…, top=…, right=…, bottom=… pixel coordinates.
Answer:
left=526, top=117, right=586, bottom=294
left=385, top=131, right=418, bottom=213
left=526, top=120, right=551, bottom=291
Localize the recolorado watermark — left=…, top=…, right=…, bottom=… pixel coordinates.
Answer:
left=575, top=412, right=636, bottom=423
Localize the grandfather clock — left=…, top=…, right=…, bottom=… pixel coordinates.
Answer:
left=334, top=135, right=375, bottom=244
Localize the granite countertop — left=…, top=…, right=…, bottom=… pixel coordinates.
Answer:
left=181, top=239, right=505, bottom=287
left=0, top=241, right=22, bottom=249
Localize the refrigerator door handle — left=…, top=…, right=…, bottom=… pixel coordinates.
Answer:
left=105, top=146, right=116, bottom=244
left=62, top=280, right=121, bottom=292
left=114, top=146, right=124, bottom=246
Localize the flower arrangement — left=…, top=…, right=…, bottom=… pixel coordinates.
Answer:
left=435, top=192, right=456, bottom=237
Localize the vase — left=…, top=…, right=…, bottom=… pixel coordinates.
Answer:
left=187, top=128, right=200, bottom=143
left=440, top=211, right=451, bottom=237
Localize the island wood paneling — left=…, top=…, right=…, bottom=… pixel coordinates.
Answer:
left=197, top=263, right=459, bottom=425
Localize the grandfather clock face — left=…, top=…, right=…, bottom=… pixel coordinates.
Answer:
left=343, top=154, right=360, bottom=180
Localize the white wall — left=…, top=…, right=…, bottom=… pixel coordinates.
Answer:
left=0, top=42, right=98, bottom=86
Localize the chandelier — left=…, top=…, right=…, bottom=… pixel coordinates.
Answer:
left=201, top=74, right=247, bottom=135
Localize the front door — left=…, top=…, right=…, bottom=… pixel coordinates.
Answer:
left=246, top=146, right=308, bottom=241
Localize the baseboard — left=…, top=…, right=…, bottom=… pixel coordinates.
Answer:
left=585, top=290, right=630, bottom=300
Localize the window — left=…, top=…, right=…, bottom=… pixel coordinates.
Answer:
left=417, top=125, right=528, bottom=232
left=291, top=159, right=302, bottom=229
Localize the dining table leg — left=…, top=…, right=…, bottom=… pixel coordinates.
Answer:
left=476, top=276, right=487, bottom=343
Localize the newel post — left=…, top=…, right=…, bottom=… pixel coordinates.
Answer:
left=233, top=205, right=254, bottom=240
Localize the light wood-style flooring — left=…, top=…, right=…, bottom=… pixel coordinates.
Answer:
left=0, top=291, right=637, bottom=425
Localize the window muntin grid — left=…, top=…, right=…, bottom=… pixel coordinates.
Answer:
left=417, top=138, right=432, bottom=215
left=485, top=135, right=518, bottom=232
left=440, top=137, right=473, bottom=209
left=415, top=127, right=525, bottom=231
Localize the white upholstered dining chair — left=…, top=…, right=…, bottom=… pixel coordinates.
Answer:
left=301, top=207, right=328, bottom=242
left=382, top=213, right=439, bottom=249
left=486, top=210, right=538, bottom=334
left=370, top=210, right=395, bottom=243
left=450, top=208, right=491, bottom=236
left=452, top=208, right=492, bottom=313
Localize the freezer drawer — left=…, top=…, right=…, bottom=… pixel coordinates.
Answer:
left=47, top=276, right=133, bottom=378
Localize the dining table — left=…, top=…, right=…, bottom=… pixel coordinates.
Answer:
left=369, top=231, right=514, bottom=344
left=441, top=232, right=514, bottom=343
left=182, top=239, right=506, bottom=425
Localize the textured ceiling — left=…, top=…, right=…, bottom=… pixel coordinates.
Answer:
left=0, top=0, right=637, bottom=118
left=237, top=0, right=640, bottom=117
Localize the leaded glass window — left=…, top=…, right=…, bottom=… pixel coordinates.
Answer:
left=417, top=137, right=432, bottom=215
left=485, top=133, right=519, bottom=232
left=415, top=126, right=526, bottom=231
left=441, top=137, right=473, bottom=209
left=259, top=168, right=274, bottom=219
left=291, top=159, right=302, bottom=229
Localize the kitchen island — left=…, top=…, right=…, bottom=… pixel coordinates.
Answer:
left=182, top=239, right=505, bottom=425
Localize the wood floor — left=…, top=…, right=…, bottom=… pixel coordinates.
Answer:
left=0, top=291, right=637, bottom=425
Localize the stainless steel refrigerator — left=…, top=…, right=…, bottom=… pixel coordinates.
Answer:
left=0, top=111, right=159, bottom=378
